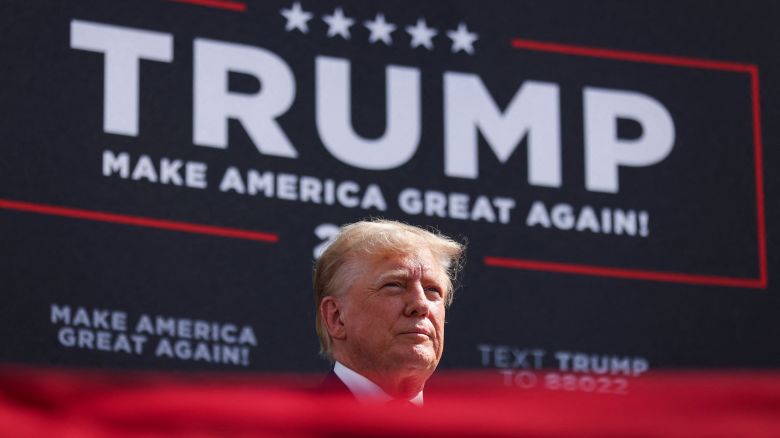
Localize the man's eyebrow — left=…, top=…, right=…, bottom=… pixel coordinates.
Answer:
left=375, top=270, right=411, bottom=282
left=376, top=265, right=443, bottom=281
left=372, top=267, right=422, bottom=285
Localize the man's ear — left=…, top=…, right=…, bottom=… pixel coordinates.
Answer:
left=320, top=296, right=346, bottom=340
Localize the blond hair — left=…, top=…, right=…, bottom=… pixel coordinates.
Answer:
left=313, top=219, right=465, bottom=361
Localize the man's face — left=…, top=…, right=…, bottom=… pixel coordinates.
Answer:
left=338, top=248, right=448, bottom=376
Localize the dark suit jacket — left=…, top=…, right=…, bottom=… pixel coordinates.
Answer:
left=312, top=371, right=358, bottom=402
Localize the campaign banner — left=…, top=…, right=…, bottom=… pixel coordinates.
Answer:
left=1, top=0, right=778, bottom=388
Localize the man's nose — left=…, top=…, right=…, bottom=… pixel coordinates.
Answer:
left=404, top=282, right=430, bottom=317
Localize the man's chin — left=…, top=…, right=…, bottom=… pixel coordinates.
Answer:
left=389, top=345, right=438, bottom=370
left=398, top=333, right=432, bottom=343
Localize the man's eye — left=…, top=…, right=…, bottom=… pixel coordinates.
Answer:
left=383, top=282, right=402, bottom=289
left=425, top=287, right=443, bottom=296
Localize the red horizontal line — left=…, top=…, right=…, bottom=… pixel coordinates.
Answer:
left=511, top=39, right=755, bottom=73
left=168, top=0, right=246, bottom=12
left=484, top=256, right=764, bottom=289
left=0, top=199, right=278, bottom=243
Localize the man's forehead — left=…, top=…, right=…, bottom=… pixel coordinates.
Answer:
left=370, top=250, right=445, bottom=278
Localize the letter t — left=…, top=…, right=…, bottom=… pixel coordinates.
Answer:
left=70, top=20, right=173, bottom=136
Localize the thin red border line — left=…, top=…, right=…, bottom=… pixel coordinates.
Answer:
left=511, top=39, right=754, bottom=73
left=0, top=199, right=278, bottom=243
left=750, top=67, right=768, bottom=288
left=484, top=257, right=764, bottom=289
left=506, top=38, right=766, bottom=289
left=168, top=0, right=246, bottom=12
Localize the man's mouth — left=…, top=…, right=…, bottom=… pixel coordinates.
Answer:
left=399, top=327, right=433, bottom=338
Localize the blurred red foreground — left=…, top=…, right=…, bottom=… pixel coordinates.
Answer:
left=1, top=366, right=779, bottom=437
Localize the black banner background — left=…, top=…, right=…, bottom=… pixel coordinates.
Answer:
left=1, top=0, right=779, bottom=374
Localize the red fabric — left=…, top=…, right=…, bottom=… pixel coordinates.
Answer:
left=1, top=367, right=779, bottom=437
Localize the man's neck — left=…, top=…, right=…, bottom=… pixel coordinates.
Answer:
left=333, top=361, right=424, bottom=405
left=336, top=354, right=431, bottom=398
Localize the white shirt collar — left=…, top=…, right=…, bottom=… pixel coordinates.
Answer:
left=333, top=361, right=424, bottom=406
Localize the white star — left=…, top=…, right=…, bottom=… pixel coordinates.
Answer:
left=280, top=2, right=313, bottom=34
left=364, top=13, right=396, bottom=45
left=322, top=7, right=355, bottom=40
left=405, top=18, right=437, bottom=50
left=447, top=22, right=478, bottom=54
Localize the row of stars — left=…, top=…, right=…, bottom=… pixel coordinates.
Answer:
left=280, top=2, right=479, bottom=54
